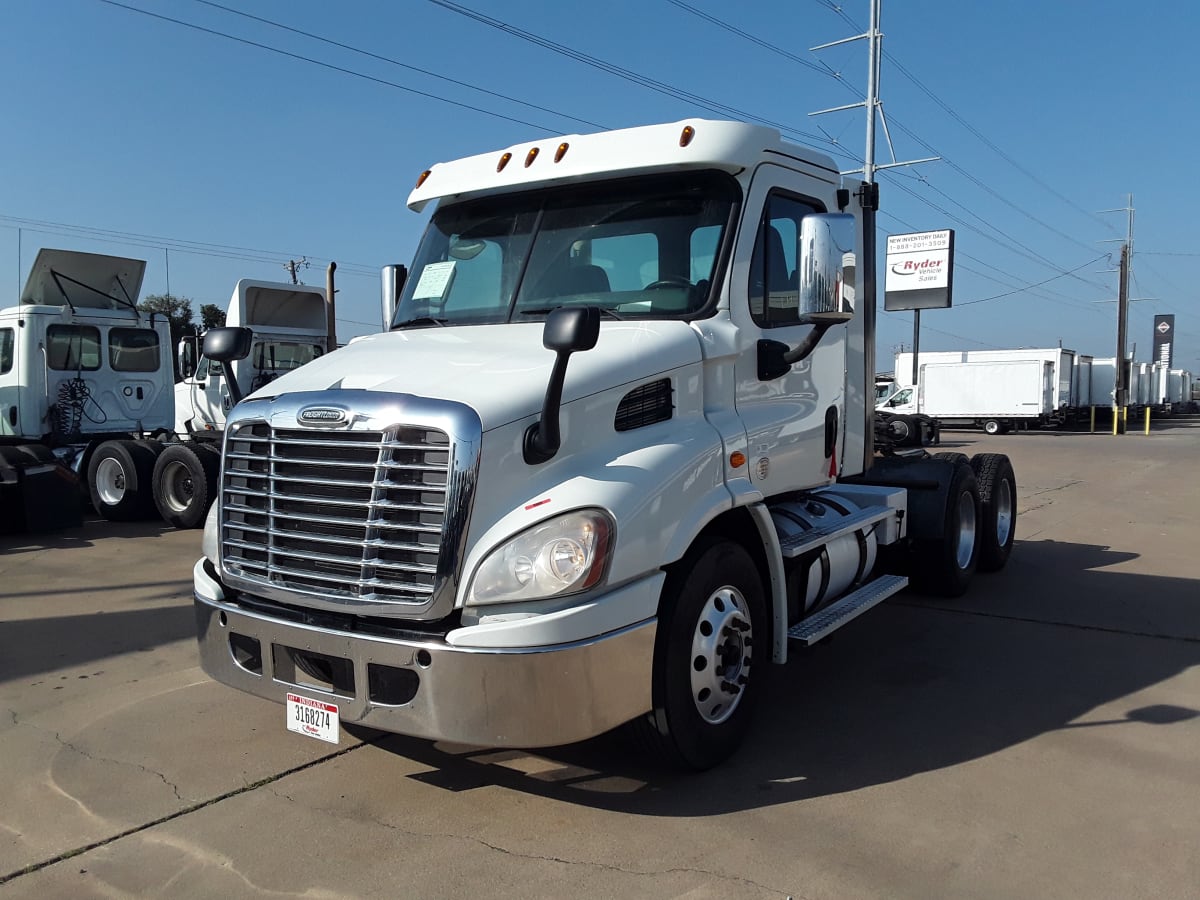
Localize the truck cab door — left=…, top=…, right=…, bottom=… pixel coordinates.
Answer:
left=188, top=357, right=229, bottom=432
left=731, top=171, right=847, bottom=492
left=0, top=323, right=18, bottom=436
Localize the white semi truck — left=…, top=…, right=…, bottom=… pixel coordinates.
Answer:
left=0, top=249, right=332, bottom=530
left=192, top=120, right=1016, bottom=769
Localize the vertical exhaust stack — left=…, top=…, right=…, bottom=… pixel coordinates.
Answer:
left=326, top=261, right=337, bottom=350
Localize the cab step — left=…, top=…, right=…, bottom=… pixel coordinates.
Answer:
left=787, top=573, right=909, bottom=646
left=777, top=504, right=896, bottom=559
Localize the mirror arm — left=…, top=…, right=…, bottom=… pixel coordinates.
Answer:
left=523, top=351, right=571, bottom=464
left=782, top=321, right=836, bottom=365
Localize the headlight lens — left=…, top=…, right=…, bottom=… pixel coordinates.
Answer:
left=467, top=509, right=613, bottom=606
left=202, top=502, right=220, bottom=563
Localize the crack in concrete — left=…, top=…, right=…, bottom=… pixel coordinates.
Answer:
left=6, top=707, right=187, bottom=803
left=263, top=787, right=803, bottom=897
left=0, top=739, right=370, bottom=887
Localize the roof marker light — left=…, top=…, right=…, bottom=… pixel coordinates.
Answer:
left=497, top=152, right=512, bottom=172
left=415, top=169, right=432, bottom=189
left=554, top=142, right=569, bottom=163
left=525, top=147, right=540, bottom=167
left=679, top=125, right=696, bottom=147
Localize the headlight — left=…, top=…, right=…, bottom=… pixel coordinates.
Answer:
left=202, top=502, right=220, bottom=563
left=467, top=509, right=613, bottom=606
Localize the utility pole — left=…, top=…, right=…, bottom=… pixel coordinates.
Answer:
left=1100, top=194, right=1134, bottom=434
left=285, top=258, right=309, bottom=285
left=1115, top=243, right=1129, bottom=433
left=811, top=0, right=937, bottom=468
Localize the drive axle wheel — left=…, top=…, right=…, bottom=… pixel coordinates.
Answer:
left=970, top=453, right=1017, bottom=571
left=87, top=439, right=156, bottom=520
left=633, top=538, right=766, bottom=771
left=153, top=443, right=220, bottom=529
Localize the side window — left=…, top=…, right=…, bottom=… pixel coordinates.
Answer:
left=0, top=328, right=13, bottom=375
left=889, top=388, right=913, bottom=407
left=46, top=325, right=101, bottom=371
left=110, top=328, right=161, bottom=372
left=749, top=194, right=819, bottom=328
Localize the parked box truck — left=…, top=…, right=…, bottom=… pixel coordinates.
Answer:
left=879, top=358, right=1054, bottom=434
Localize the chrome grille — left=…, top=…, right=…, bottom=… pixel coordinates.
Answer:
left=221, top=423, right=451, bottom=607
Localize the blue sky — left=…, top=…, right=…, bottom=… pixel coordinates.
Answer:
left=2, top=0, right=1197, bottom=372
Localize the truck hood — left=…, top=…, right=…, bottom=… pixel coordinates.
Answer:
left=246, top=320, right=704, bottom=431
left=21, top=249, right=146, bottom=308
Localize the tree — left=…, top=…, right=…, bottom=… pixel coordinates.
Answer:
left=138, top=293, right=194, bottom=347
left=199, top=303, right=227, bottom=330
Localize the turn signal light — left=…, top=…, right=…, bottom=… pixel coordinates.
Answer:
left=729, top=451, right=746, bottom=468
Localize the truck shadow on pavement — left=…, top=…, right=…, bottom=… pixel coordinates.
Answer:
left=360, top=538, right=1199, bottom=815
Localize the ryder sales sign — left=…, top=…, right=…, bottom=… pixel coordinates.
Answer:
left=884, top=229, right=955, bottom=311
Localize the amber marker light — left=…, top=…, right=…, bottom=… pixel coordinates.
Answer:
left=679, top=125, right=696, bottom=147
left=554, top=142, right=570, bottom=163
left=415, top=169, right=432, bottom=189
left=729, top=451, right=746, bottom=468
left=525, top=147, right=540, bottom=167
left=497, top=152, right=512, bottom=172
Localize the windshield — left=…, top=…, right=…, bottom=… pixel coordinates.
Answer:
left=392, top=172, right=739, bottom=328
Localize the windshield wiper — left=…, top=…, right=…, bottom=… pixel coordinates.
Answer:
left=519, top=306, right=623, bottom=320
left=393, top=316, right=450, bottom=329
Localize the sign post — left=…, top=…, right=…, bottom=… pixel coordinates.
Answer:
left=884, top=230, right=955, bottom=387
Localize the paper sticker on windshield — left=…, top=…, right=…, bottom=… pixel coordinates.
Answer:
left=413, top=261, right=457, bottom=300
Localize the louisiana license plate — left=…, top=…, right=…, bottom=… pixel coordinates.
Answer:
left=286, top=693, right=340, bottom=744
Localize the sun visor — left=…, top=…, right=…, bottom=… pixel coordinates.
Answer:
left=20, top=249, right=147, bottom=308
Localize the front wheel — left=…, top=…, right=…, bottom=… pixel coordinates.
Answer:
left=983, top=419, right=1002, bottom=436
left=632, top=538, right=766, bottom=771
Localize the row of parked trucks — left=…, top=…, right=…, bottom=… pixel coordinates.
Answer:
left=876, top=348, right=1196, bottom=435
left=0, top=248, right=332, bottom=532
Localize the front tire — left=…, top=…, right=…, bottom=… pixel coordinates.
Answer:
left=633, top=538, right=766, bottom=771
left=970, top=453, right=1016, bottom=572
left=983, top=419, right=1002, bottom=436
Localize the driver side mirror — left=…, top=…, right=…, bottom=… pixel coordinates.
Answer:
left=202, top=327, right=253, bottom=406
left=798, top=213, right=856, bottom=326
left=177, top=336, right=197, bottom=380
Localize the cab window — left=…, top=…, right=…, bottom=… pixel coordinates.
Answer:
left=110, top=328, right=160, bottom=372
left=47, top=325, right=101, bottom=371
left=0, top=328, right=13, bottom=375
left=749, top=194, right=820, bottom=328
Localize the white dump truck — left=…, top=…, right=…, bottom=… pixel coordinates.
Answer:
left=193, top=120, right=1016, bottom=769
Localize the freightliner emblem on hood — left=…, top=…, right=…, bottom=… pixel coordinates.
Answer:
left=297, top=406, right=348, bottom=426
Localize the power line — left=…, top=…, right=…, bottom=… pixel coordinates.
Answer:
left=188, top=0, right=608, bottom=132
left=423, top=0, right=846, bottom=153
left=97, top=0, right=568, bottom=133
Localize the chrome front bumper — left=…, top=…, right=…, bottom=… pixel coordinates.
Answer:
left=194, top=572, right=657, bottom=749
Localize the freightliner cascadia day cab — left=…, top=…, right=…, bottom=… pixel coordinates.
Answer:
left=193, top=120, right=1017, bottom=770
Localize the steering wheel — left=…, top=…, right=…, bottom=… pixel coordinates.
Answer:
left=644, top=276, right=692, bottom=290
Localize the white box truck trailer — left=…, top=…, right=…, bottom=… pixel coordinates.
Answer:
left=191, top=120, right=1016, bottom=770
left=879, top=358, right=1053, bottom=434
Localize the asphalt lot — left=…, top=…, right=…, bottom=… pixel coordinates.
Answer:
left=2, top=421, right=1198, bottom=899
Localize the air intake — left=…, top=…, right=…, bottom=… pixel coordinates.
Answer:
left=615, top=379, right=673, bottom=432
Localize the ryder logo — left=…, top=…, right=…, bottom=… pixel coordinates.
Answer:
left=890, top=258, right=944, bottom=276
